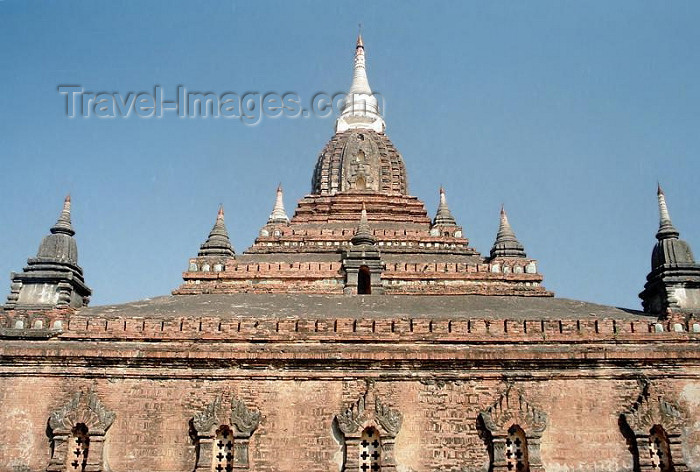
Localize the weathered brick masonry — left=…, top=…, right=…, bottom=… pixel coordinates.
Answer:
left=1, top=35, right=699, bottom=472
left=1, top=297, right=699, bottom=471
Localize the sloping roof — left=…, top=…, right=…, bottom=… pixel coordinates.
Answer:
left=81, top=294, right=647, bottom=320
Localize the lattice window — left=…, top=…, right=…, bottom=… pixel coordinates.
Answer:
left=67, top=423, right=89, bottom=472
left=359, top=427, right=381, bottom=472
left=649, top=425, right=672, bottom=472
left=505, top=425, right=529, bottom=472
left=213, top=425, right=234, bottom=472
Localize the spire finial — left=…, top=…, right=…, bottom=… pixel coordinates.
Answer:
left=198, top=206, right=235, bottom=256
left=490, top=205, right=527, bottom=259
left=51, top=194, right=75, bottom=236
left=336, top=33, right=385, bottom=133
left=656, top=183, right=679, bottom=240
left=357, top=24, right=363, bottom=48
left=268, top=184, right=290, bottom=224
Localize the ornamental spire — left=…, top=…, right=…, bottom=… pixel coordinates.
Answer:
left=5, top=195, right=91, bottom=309
left=198, top=205, right=235, bottom=256
left=656, top=184, right=679, bottom=240
left=51, top=194, right=75, bottom=236
left=267, top=184, right=290, bottom=224
left=336, top=34, right=385, bottom=133
left=351, top=203, right=376, bottom=245
left=433, top=187, right=457, bottom=226
left=490, top=205, right=527, bottom=259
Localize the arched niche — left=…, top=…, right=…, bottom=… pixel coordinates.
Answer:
left=334, top=384, right=402, bottom=472
left=620, top=380, right=690, bottom=472
left=46, top=391, right=115, bottom=472
left=479, top=386, right=547, bottom=472
left=191, top=396, right=261, bottom=472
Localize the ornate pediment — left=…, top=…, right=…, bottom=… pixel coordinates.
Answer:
left=480, top=386, right=547, bottom=437
left=192, top=395, right=260, bottom=437
left=621, top=380, right=687, bottom=435
left=48, top=390, right=115, bottom=434
left=192, top=395, right=222, bottom=434
left=231, top=398, right=261, bottom=436
left=335, top=383, right=402, bottom=438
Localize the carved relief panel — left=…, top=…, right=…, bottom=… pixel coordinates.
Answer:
left=340, top=131, right=382, bottom=192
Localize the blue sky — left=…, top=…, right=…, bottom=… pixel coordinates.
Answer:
left=1, top=1, right=698, bottom=309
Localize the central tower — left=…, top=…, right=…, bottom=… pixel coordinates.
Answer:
left=175, top=35, right=549, bottom=297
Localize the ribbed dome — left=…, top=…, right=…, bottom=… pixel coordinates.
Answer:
left=311, top=129, right=408, bottom=195
left=36, top=195, right=79, bottom=265
left=36, top=233, right=79, bottom=264
left=651, top=238, right=695, bottom=269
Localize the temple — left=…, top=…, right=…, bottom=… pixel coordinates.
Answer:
left=0, top=35, right=698, bottom=472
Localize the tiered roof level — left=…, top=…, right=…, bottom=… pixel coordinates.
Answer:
left=175, top=35, right=549, bottom=296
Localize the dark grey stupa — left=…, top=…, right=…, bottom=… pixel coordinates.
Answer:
left=489, top=206, right=527, bottom=259
left=432, top=187, right=457, bottom=227
left=5, top=196, right=91, bottom=310
left=640, top=186, right=700, bottom=315
left=198, top=206, right=235, bottom=257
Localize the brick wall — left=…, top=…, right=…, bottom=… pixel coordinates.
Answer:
left=0, top=376, right=698, bottom=472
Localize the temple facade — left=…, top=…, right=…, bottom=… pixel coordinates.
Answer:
left=0, top=36, right=698, bottom=472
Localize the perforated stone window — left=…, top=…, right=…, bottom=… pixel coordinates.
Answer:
left=213, top=425, right=235, bottom=472
left=359, top=427, right=381, bottom=472
left=67, top=424, right=89, bottom=471
left=505, top=425, right=528, bottom=471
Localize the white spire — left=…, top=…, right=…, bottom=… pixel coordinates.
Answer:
left=268, top=184, right=289, bottom=224
left=335, top=34, right=386, bottom=134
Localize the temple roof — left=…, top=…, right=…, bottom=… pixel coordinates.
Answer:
left=81, top=293, right=646, bottom=320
